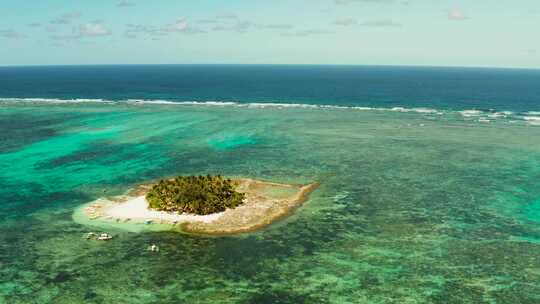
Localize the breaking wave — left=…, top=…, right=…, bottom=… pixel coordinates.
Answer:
left=1, top=97, right=538, bottom=125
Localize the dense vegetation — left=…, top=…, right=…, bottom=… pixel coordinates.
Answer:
left=146, top=175, right=246, bottom=215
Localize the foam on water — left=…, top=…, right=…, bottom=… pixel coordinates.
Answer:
left=487, top=112, right=510, bottom=118
left=460, top=110, right=482, bottom=117
left=522, top=116, right=540, bottom=126
left=0, top=97, right=485, bottom=113
left=3, top=97, right=539, bottom=126
left=0, top=97, right=112, bottom=104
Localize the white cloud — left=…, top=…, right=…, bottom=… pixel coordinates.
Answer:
left=259, top=24, right=294, bottom=30
left=335, top=0, right=395, bottom=5
left=448, top=8, right=468, bottom=20
left=161, top=19, right=189, bottom=32
left=282, top=29, right=333, bottom=37
left=49, top=34, right=78, bottom=41
left=334, top=18, right=358, bottom=26
left=212, top=21, right=253, bottom=33
left=359, top=19, right=402, bottom=27
left=79, top=23, right=112, bottom=37
left=209, top=19, right=294, bottom=33
left=49, top=21, right=112, bottom=41
left=197, top=19, right=219, bottom=24
left=117, top=0, right=135, bottom=7
left=0, top=29, right=25, bottom=39
left=50, top=11, right=82, bottom=25
left=124, top=19, right=205, bottom=38
left=333, top=18, right=402, bottom=27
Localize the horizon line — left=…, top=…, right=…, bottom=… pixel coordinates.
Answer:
left=1, top=63, right=539, bottom=71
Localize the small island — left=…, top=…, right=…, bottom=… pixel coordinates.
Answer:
left=73, top=176, right=319, bottom=235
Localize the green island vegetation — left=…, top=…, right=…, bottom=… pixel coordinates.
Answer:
left=146, top=175, right=246, bottom=215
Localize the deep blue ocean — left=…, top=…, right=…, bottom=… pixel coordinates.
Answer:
left=1, top=65, right=539, bottom=111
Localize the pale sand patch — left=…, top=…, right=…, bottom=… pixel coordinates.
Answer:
left=106, top=196, right=223, bottom=223
left=75, top=178, right=319, bottom=235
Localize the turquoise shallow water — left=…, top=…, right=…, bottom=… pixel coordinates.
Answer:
left=1, top=102, right=540, bottom=303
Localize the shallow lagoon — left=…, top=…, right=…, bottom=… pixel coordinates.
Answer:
left=1, top=102, right=540, bottom=303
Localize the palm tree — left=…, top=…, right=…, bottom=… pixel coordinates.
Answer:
left=146, top=175, right=245, bottom=215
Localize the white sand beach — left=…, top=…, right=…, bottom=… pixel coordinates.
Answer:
left=85, top=195, right=223, bottom=224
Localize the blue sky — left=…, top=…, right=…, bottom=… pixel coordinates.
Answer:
left=1, top=0, right=539, bottom=68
